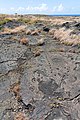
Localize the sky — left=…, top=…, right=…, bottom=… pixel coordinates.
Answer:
left=0, top=0, right=80, bottom=15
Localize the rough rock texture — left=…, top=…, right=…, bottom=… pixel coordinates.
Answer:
left=0, top=15, right=80, bottom=120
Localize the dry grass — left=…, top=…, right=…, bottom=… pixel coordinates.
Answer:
left=31, top=30, right=39, bottom=35
left=49, top=29, right=56, bottom=35
left=53, top=28, right=80, bottom=45
left=10, top=81, right=20, bottom=96
left=34, top=50, right=41, bottom=57
left=14, top=112, right=26, bottom=120
left=10, top=81, right=22, bottom=102
left=51, top=19, right=72, bottom=25
left=20, top=38, right=29, bottom=45
left=0, top=25, right=26, bottom=34
left=49, top=48, right=65, bottom=53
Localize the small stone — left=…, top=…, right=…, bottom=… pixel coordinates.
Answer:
left=37, top=38, right=45, bottom=46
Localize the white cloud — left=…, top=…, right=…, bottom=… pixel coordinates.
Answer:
left=9, top=3, right=48, bottom=12
left=25, top=4, right=48, bottom=11
left=39, top=3, right=48, bottom=11
left=53, top=3, right=64, bottom=12
left=0, top=3, right=48, bottom=14
left=0, top=3, right=65, bottom=14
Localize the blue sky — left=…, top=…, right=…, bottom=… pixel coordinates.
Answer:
left=0, top=0, right=80, bottom=14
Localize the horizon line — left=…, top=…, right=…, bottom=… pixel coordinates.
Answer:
left=0, top=13, right=80, bottom=16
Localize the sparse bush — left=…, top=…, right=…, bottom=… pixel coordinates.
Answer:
left=20, top=38, right=29, bottom=45
left=14, top=112, right=26, bottom=120
left=18, top=18, right=30, bottom=23
left=17, top=17, right=42, bottom=25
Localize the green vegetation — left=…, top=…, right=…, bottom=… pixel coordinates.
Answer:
left=0, top=26, right=2, bottom=30
left=17, top=17, right=42, bottom=25
left=0, top=18, right=12, bottom=26
left=17, top=18, right=30, bottom=23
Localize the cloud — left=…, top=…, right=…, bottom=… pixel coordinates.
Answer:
left=53, top=3, right=64, bottom=12
left=0, top=3, right=48, bottom=14
left=0, top=3, right=64, bottom=14
left=10, top=3, right=48, bottom=13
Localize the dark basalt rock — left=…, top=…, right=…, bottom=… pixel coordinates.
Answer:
left=74, top=22, right=80, bottom=28
left=4, top=19, right=23, bottom=29
left=43, top=26, right=50, bottom=32
left=38, top=80, right=58, bottom=96
left=62, top=22, right=70, bottom=28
